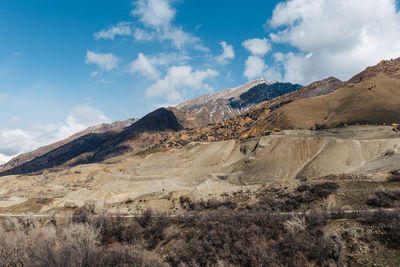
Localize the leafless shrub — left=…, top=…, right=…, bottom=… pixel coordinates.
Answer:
left=387, top=170, right=400, bottom=182
left=179, top=196, right=236, bottom=211
left=0, top=220, right=164, bottom=267
left=366, top=189, right=400, bottom=207
left=284, top=216, right=306, bottom=234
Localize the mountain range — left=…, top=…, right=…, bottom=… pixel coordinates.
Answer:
left=1, top=58, right=400, bottom=178
left=0, top=79, right=301, bottom=176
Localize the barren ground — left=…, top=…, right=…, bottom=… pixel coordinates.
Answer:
left=0, top=125, right=399, bottom=214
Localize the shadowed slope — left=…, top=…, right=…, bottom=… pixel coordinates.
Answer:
left=0, top=108, right=182, bottom=176
left=174, top=80, right=301, bottom=128
left=0, top=119, right=137, bottom=173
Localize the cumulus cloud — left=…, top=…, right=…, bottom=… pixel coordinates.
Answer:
left=131, top=0, right=207, bottom=51
left=132, top=0, right=176, bottom=28
left=0, top=154, right=13, bottom=165
left=243, top=38, right=271, bottom=57
left=146, top=66, right=218, bottom=103
left=94, top=22, right=133, bottom=40
left=85, top=50, right=120, bottom=71
left=129, top=53, right=161, bottom=79
left=267, top=0, right=400, bottom=84
left=0, top=106, right=110, bottom=164
left=244, top=56, right=267, bottom=79
left=216, top=41, right=235, bottom=65
left=133, top=27, right=155, bottom=41
left=242, top=38, right=278, bottom=80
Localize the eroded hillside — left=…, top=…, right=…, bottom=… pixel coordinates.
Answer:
left=0, top=126, right=399, bottom=214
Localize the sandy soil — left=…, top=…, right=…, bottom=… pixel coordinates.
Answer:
left=0, top=125, right=399, bottom=213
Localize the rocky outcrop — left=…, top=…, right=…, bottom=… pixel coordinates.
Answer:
left=175, top=80, right=301, bottom=128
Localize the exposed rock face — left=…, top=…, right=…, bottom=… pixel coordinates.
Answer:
left=229, top=82, right=302, bottom=109
left=174, top=79, right=301, bottom=128
left=176, top=79, right=270, bottom=109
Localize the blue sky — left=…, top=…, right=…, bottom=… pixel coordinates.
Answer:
left=0, top=0, right=281, bottom=126
left=1, top=0, right=400, bottom=162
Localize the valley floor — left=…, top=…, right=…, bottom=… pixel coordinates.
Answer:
left=0, top=125, right=399, bottom=215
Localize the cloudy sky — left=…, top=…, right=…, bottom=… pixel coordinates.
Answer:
left=1, top=0, right=400, bottom=163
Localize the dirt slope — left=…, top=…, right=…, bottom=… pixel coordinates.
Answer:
left=0, top=126, right=399, bottom=212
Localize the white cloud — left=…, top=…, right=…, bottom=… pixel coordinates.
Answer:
left=148, top=52, right=191, bottom=66
left=132, top=0, right=176, bottom=28
left=94, top=22, right=133, bottom=40
left=133, top=27, right=155, bottom=41
left=146, top=66, right=218, bottom=103
left=85, top=51, right=120, bottom=71
left=133, top=26, right=205, bottom=51
left=0, top=106, right=110, bottom=164
left=161, top=27, right=204, bottom=51
left=243, top=38, right=271, bottom=57
left=131, top=0, right=207, bottom=51
left=216, top=41, right=235, bottom=65
left=242, top=38, right=276, bottom=80
left=0, top=154, right=13, bottom=165
left=267, top=0, right=400, bottom=84
left=129, top=53, right=160, bottom=79
left=56, top=106, right=110, bottom=139
left=242, top=42, right=282, bottom=81
left=0, top=93, right=7, bottom=99
left=244, top=56, right=267, bottom=79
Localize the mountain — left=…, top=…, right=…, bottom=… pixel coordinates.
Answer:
left=0, top=108, right=181, bottom=176
left=176, top=79, right=269, bottom=109
left=173, top=79, right=301, bottom=128
left=249, top=58, right=400, bottom=131
left=0, top=79, right=301, bottom=176
left=0, top=118, right=137, bottom=173
left=155, top=76, right=344, bottom=148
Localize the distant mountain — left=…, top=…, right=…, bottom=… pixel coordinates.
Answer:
left=154, top=77, right=344, bottom=149
left=174, top=79, right=301, bottom=128
left=0, top=108, right=180, bottom=176
left=0, top=118, right=137, bottom=173
left=176, top=79, right=270, bottom=109
left=0, top=79, right=301, bottom=176
left=229, top=82, right=302, bottom=109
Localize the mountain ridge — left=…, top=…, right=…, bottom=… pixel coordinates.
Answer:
left=3, top=57, right=399, bottom=177
left=0, top=118, right=138, bottom=173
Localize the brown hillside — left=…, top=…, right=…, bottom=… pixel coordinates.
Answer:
left=152, top=77, right=344, bottom=149
left=0, top=108, right=181, bottom=176
left=252, top=58, right=400, bottom=131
